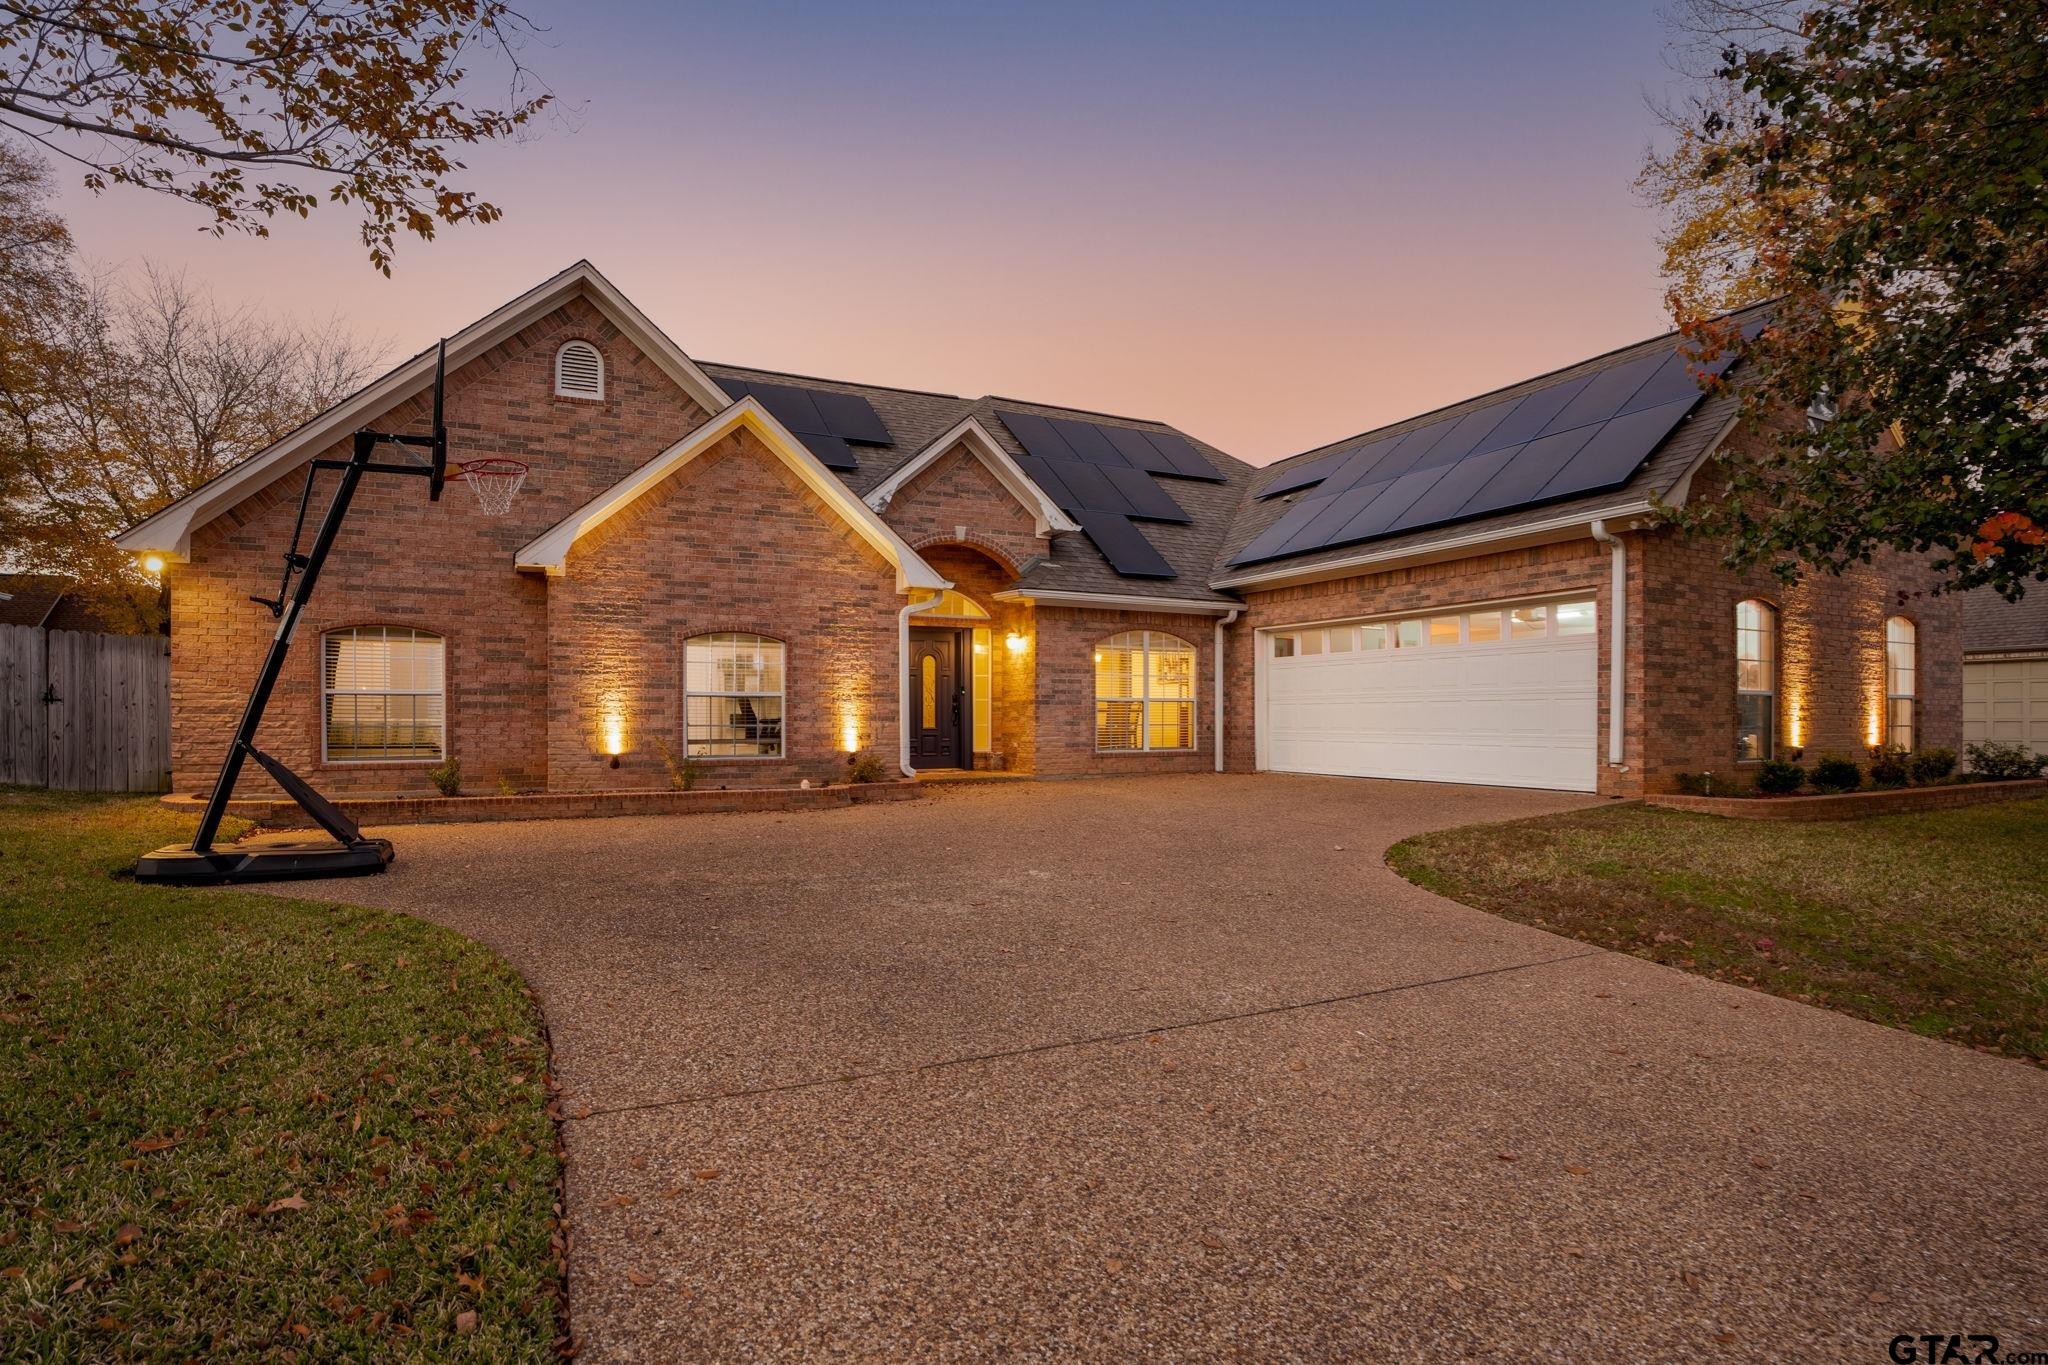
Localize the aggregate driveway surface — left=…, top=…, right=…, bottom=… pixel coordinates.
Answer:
left=289, top=774, right=2048, bottom=1361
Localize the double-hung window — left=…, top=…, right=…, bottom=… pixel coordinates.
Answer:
left=1885, top=617, right=1916, bottom=750
left=1735, top=599, right=1776, bottom=761
left=684, top=633, right=784, bottom=757
left=1095, top=630, right=1196, bottom=751
left=322, top=626, right=445, bottom=761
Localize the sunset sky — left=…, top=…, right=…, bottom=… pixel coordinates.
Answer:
left=46, top=0, right=1689, bottom=465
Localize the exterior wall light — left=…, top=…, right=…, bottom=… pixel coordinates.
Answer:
left=141, top=553, right=167, bottom=576
left=1005, top=632, right=1029, bottom=655
left=600, top=710, right=625, bottom=768
left=841, top=715, right=861, bottom=753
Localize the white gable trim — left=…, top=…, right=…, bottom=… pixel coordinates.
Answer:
left=113, top=261, right=732, bottom=560
left=864, top=417, right=1079, bottom=538
left=992, top=588, right=1238, bottom=615
left=515, top=398, right=950, bottom=592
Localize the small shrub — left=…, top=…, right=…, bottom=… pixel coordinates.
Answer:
left=1754, top=760, right=1805, bottom=795
left=427, top=759, right=462, bottom=796
left=496, top=775, right=517, bottom=797
left=1909, top=746, right=1956, bottom=784
left=654, top=738, right=701, bottom=791
left=1866, top=746, right=1911, bottom=788
left=1965, top=740, right=2046, bottom=782
left=846, top=750, right=888, bottom=784
left=1810, top=753, right=1862, bottom=794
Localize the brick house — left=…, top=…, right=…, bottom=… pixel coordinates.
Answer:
left=114, top=262, right=1959, bottom=802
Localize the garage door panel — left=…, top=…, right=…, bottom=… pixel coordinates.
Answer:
left=1963, top=659, right=2048, bottom=756
left=1263, top=606, right=1598, bottom=793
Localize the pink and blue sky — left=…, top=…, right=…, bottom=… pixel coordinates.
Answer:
left=48, top=0, right=1686, bottom=464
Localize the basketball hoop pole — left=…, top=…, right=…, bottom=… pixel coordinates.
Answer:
left=137, top=344, right=448, bottom=886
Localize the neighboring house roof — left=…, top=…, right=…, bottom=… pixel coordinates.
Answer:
left=514, top=397, right=949, bottom=592
left=1961, top=586, right=2048, bottom=657
left=113, top=261, right=733, bottom=560
left=0, top=573, right=68, bottom=628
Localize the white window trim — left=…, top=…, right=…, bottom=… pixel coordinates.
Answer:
left=1735, top=599, right=1777, bottom=763
left=1095, top=629, right=1198, bottom=753
left=1885, top=616, right=1917, bottom=750
left=554, top=340, right=605, bottom=399
left=320, top=626, right=446, bottom=765
left=684, top=632, right=786, bottom=760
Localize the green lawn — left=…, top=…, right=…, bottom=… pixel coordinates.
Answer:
left=0, top=792, right=562, bottom=1359
left=1390, top=797, right=2048, bottom=1062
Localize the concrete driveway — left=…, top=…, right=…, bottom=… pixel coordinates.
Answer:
left=296, top=774, right=2048, bottom=1360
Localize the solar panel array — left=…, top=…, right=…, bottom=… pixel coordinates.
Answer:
left=717, top=376, right=893, bottom=471
left=1230, top=338, right=1741, bottom=567
left=995, top=411, right=1224, bottom=579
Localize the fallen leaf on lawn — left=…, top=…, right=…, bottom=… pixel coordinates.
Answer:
left=1563, top=1165, right=1590, bottom=1176
left=1, top=1267, right=22, bottom=1279
left=117, top=1254, right=138, bottom=1267
left=692, top=1169, right=722, bottom=1182
left=114, top=1224, right=141, bottom=1246
left=94, top=1315, right=124, bottom=1331
left=129, top=1136, right=177, bottom=1153
left=455, top=1310, right=478, bottom=1334
left=265, top=1194, right=308, bottom=1214
left=625, top=1271, right=653, bottom=1288
left=365, top=1267, right=393, bottom=1286
left=65, top=1276, right=89, bottom=1294
left=1754, top=937, right=1775, bottom=951
left=52, top=1220, right=83, bottom=1233
left=457, top=1271, right=485, bottom=1296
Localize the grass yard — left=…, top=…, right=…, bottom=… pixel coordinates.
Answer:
left=0, top=791, right=562, bottom=1359
left=1390, top=797, right=2048, bottom=1063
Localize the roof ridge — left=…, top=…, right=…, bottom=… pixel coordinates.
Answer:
left=700, top=360, right=966, bottom=402
left=983, top=395, right=1167, bottom=427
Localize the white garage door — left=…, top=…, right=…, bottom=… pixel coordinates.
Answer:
left=1964, top=657, right=2048, bottom=753
left=1262, top=598, right=1599, bottom=792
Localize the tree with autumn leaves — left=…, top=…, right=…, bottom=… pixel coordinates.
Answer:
left=1643, top=0, right=2046, bottom=598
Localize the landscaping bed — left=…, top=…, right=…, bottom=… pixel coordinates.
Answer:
left=161, top=776, right=920, bottom=830
left=1389, top=797, right=2048, bottom=1062
left=0, top=790, right=564, bottom=1358
left=1648, top=777, right=2048, bottom=820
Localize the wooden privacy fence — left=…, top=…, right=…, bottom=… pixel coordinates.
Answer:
left=0, top=624, right=171, bottom=792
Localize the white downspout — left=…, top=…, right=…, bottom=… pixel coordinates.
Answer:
left=1589, top=520, right=1626, bottom=768
left=1214, top=608, right=1240, bottom=772
left=898, top=594, right=927, bottom=777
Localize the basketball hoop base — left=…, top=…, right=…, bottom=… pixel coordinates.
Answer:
left=135, top=833, right=393, bottom=886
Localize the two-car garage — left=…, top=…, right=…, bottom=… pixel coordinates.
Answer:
left=1258, top=596, right=1600, bottom=793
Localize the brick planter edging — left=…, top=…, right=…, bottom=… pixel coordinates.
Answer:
left=160, top=778, right=922, bottom=829
left=1645, top=778, right=2048, bottom=821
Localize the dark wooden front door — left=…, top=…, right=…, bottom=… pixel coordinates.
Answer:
left=909, top=628, right=966, bottom=768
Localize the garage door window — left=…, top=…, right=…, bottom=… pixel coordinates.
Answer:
left=1736, top=599, right=1776, bottom=761
left=1096, top=630, right=1196, bottom=751
left=1886, top=617, right=1916, bottom=750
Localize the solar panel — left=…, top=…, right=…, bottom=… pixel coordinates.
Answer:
left=718, top=376, right=895, bottom=466
left=1073, top=509, right=1176, bottom=578
left=1226, top=332, right=1735, bottom=568
left=995, top=409, right=1226, bottom=580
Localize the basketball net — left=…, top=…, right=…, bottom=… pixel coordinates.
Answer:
left=455, top=458, right=528, bottom=516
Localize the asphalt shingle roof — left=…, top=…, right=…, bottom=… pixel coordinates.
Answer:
left=1961, top=586, right=2048, bottom=656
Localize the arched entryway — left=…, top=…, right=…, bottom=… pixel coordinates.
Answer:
left=908, top=542, right=1034, bottom=772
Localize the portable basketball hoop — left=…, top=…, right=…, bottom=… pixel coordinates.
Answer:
left=136, top=338, right=484, bottom=887
left=456, top=458, right=528, bottom=517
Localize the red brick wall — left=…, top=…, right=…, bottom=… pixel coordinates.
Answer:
left=547, top=427, right=904, bottom=789
left=169, top=296, right=711, bottom=797
left=1032, top=606, right=1220, bottom=778
left=1637, top=434, right=1961, bottom=791
left=880, top=443, right=1045, bottom=576
left=1224, top=538, right=1635, bottom=794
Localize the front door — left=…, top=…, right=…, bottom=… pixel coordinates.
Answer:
left=909, top=628, right=966, bottom=768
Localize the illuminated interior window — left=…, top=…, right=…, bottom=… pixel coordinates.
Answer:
left=1095, top=630, right=1196, bottom=752
left=972, top=628, right=992, bottom=752
left=910, top=589, right=990, bottom=620
left=1885, top=616, right=1916, bottom=750
left=1735, top=600, right=1777, bottom=761
left=684, top=632, right=784, bottom=758
left=322, top=626, right=445, bottom=761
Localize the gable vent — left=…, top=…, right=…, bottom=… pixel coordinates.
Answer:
left=555, top=341, right=604, bottom=399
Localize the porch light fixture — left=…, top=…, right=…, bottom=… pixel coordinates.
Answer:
left=1005, top=632, right=1030, bottom=655
left=141, top=553, right=166, bottom=576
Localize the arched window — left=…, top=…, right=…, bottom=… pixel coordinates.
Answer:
left=1095, top=630, right=1196, bottom=752
left=1885, top=617, right=1917, bottom=750
left=322, top=626, right=445, bottom=761
left=1735, top=599, right=1776, bottom=761
left=554, top=340, right=604, bottom=399
left=684, top=633, right=783, bottom=757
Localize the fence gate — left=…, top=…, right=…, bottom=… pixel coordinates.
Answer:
left=0, top=624, right=171, bottom=792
